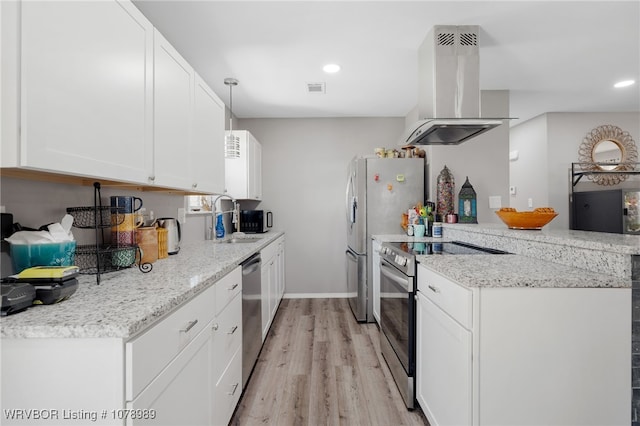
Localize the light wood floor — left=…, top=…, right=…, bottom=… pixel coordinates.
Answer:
left=231, top=298, right=429, bottom=426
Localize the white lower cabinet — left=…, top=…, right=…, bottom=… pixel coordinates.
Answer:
left=212, top=347, right=242, bottom=425
left=261, top=235, right=285, bottom=341
left=126, top=266, right=242, bottom=426
left=416, top=291, right=471, bottom=426
left=210, top=274, right=242, bottom=425
left=126, top=323, right=212, bottom=426
left=416, top=264, right=631, bottom=426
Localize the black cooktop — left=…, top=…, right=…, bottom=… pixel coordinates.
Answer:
left=390, top=241, right=509, bottom=256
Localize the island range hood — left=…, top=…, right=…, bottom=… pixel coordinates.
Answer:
left=399, top=25, right=506, bottom=146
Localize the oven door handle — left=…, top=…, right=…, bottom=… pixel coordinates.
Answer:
left=380, top=260, right=411, bottom=293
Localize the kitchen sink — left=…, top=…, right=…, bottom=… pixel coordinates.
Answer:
left=225, top=238, right=262, bottom=244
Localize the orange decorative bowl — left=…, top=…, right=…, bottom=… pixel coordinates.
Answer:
left=495, top=207, right=558, bottom=230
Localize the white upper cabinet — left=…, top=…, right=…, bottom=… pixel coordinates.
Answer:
left=2, top=0, right=226, bottom=193
left=225, top=130, right=262, bottom=200
left=152, top=29, right=193, bottom=190
left=13, top=0, right=154, bottom=182
left=191, top=73, right=226, bottom=194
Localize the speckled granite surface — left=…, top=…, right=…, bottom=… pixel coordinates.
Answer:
left=417, top=254, right=629, bottom=288
left=0, top=232, right=283, bottom=339
left=442, top=224, right=639, bottom=279
left=375, top=226, right=634, bottom=288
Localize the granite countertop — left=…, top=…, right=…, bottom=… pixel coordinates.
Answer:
left=417, top=253, right=630, bottom=289
left=374, top=228, right=633, bottom=289
left=0, top=231, right=284, bottom=339
left=443, top=223, right=640, bottom=255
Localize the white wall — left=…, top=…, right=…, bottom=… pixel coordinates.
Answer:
left=425, top=90, right=510, bottom=223
left=0, top=177, right=196, bottom=274
left=236, top=117, right=405, bottom=296
left=510, top=115, right=549, bottom=210
left=510, top=112, right=640, bottom=229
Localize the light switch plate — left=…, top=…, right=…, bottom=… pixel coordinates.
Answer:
left=489, top=196, right=502, bottom=209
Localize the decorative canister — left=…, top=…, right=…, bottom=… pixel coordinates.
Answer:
left=433, top=222, right=443, bottom=238
left=136, top=226, right=158, bottom=264
left=157, top=226, right=168, bottom=259
left=436, top=165, right=455, bottom=219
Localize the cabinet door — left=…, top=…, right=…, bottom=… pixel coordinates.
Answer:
left=224, top=132, right=248, bottom=198
left=416, top=291, right=472, bottom=426
left=225, top=130, right=262, bottom=200
left=372, top=240, right=381, bottom=324
left=268, top=257, right=278, bottom=320
left=20, top=0, right=153, bottom=183
left=127, top=324, right=211, bottom=426
left=192, top=73, right=225, bottom=193
left=249, top=135, right=263, bottom=200
left=276, top=238, right=285, bottom=300
left=152, top=29, right=193, bottom=189
left=260, top=263, right=270, bottom=342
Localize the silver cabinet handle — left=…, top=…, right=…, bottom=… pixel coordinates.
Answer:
left=227, top=383, right=239, bottom=396
left=192, top=183, right=198, bottom=189
left=180, top=319, right=198, bottom=333
left=228, top=283, right=239, bottom=291
left=428, top=285, right=440, bottom=293
left=227, top=325, right=238, bottom=335
left=212, top=323, right=219, bottom=331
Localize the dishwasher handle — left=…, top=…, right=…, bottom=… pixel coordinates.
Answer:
left=242, top=253, right=262, bottom=275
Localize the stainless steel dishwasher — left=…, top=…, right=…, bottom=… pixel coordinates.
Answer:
left=241, top=253, right=262, bottom=389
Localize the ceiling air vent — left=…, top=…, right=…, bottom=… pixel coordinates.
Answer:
left=306, top=82, right=326, bottom=94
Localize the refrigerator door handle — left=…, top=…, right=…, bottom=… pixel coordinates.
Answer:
left=346, top=174, right=357, bottom=225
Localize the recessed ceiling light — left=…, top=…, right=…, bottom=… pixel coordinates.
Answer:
left=614, top=79, right=635, bottom=88
left=323, top=63, right=341, bottom=74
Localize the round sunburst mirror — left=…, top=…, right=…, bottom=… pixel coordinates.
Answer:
left=578, top=124, right=638, bottom=185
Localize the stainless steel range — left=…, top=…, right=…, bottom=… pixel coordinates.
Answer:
left=378, top=240, right=508, bottom=409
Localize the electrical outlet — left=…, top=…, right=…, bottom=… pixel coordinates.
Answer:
left=509, top=186, right=516, bottom=196
left=178, top=207, right=186, bottom=224
left=528, top=198, right=533, bottom=208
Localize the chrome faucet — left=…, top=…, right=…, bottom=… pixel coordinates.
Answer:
left=206, top=194, right=240, bottom=240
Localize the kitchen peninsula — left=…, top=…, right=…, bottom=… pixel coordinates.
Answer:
left=413, top=223, right=636, bottom=426
left=1, top=232, right=284, bottom=426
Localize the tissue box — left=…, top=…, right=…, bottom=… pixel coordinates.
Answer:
left=9, top=241, right=77, bottom=273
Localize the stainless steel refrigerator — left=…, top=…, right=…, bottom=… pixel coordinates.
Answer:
left=345, top=156, right=425, bottom=322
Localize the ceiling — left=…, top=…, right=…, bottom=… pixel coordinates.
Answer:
left=133, top=1, right=640, bottom=126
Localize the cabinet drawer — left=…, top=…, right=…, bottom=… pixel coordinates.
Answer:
left=215, top=267, right=242, bottom=315
left=418, top=265, right=472, bottom=329
left=126, top=323, right=211, bottom=426
left=211, top=291, right=242, bottom=381
left=126, top=284, right=216, bottom=400
left=212, top=346, right=242, bottom=425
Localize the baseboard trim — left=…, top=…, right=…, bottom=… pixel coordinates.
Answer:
left=283, top=293, right=349, bottom=299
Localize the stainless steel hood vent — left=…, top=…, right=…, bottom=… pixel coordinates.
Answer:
left=400, top=25, right=507, bottom=146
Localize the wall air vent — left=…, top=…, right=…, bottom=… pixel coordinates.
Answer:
left=306, top=82, right=326, bottom=94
